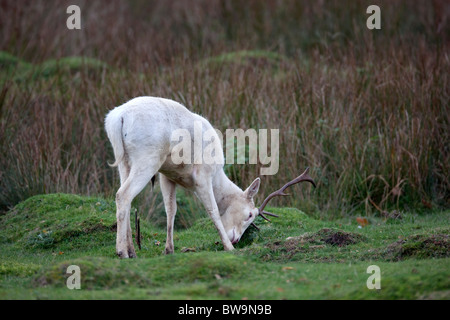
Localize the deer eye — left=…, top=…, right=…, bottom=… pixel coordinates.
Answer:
left=249, top=212, right=253, bottom=218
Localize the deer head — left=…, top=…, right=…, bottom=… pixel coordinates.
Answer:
left=218, top=177, right=262, bottom=244
left=220, top=167, right=316, bottom=244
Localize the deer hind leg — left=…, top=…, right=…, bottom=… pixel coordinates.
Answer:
left=160, top=174, right=177, bottom=254
left=115, top=156, right=163, bottom=258
left=118, top=161, right=130, bottom=186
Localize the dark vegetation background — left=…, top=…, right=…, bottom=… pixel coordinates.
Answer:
left=0, top=0, right=448, bottom=222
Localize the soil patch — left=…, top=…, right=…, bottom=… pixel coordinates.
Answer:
left=266, top=228, right=365, bottom=259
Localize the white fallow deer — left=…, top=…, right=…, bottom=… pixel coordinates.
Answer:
left=105, top=96, right=315, bottom=258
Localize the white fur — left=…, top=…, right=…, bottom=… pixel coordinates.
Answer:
left=105, top=97, right=260, bottom=258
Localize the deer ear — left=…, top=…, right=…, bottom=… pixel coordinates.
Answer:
left=244, top=178, right=260, bottom=199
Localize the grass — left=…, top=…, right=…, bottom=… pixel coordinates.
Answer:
left=0, top=193, right=448, bottom=299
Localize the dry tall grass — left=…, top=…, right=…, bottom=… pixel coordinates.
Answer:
left=0, top=0, right=448, bottom=218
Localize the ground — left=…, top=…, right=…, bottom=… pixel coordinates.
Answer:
left=0, top=194, right=449, bottom=299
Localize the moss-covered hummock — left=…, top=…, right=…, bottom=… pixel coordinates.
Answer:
left=1, top=194, right=116, bottom=250
left=0, top=51, right=108, bottom=83
left=199, top=50, right=291, bottom=77
left=384, top=233, right=450, bottom=261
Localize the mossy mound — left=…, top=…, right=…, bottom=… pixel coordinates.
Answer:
left=206, top=50, right=286, bottom=64
left=260, top=227, right=365, bottom=262
left=30, top=56, right=108, bottom=79
left=0, top=261, right=42, bottom=277
left=300, top=228, right=366, bottom=247
left=32, top=256, right=149, bottom=289
left=0, top=194, right=117, bottom=250
left=384, top=233, right=450, bottom=261
left=0, top=51, right=32, bottom=72
left=200, top=50, right=290, bottom=73
left=32, top=252, right=254, bottom=289
left=0, top=51, right=108, bottom=83
left=273, top=228, right=366, bottom=249
left=0, top=51, right=33, bottom=83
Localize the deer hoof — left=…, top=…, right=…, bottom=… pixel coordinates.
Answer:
left=117, top=250, right=129, bottom=259
left=224, top=244, right=235, bottom=251
left=117, top=246, right=137, bottom=259
left=128, top=249, right=137, bottom=258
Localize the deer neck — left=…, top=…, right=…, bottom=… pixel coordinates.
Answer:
left=212, top=170, right=243, bottom=215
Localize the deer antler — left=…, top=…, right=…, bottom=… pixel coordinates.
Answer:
left=258, top=167, right=316, bottom=222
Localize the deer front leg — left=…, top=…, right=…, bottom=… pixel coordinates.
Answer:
left=160, top=174, right=177, bottom=254
left=195, top=183, right=234, bottom=251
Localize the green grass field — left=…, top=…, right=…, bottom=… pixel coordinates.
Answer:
left=0, top=194, right=448, bottom=299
